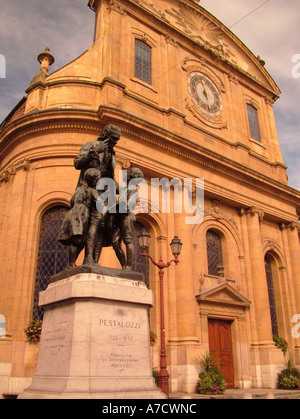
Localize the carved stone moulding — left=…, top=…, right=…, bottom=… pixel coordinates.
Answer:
left=106, top=0, right=127, bottom=15
left=0, top=158, right=30, bottom=184
left=279, top=221, right=300, bottom=231
left=239, top=206, right=264, bottom=221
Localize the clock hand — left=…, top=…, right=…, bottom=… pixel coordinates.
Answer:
left=201, top=79, right=211, bottom=110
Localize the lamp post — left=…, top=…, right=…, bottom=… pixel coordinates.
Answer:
left=138, top=228, right=182, bottom=398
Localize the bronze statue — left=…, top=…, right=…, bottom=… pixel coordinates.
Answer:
left=58, top=124, right=144, bottom=273
left=74, top=124, right=120, bottom=186
left=58, top=168, right=101, bottom=267
left=112, top=167, right=144, bottom=270
left=73, top=124, right=120, bottom=266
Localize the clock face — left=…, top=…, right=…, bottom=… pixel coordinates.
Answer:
left=188, top=72, right=222, bottom=116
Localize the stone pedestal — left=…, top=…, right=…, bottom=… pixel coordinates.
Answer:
left=18, top=273, right=165, bottom=399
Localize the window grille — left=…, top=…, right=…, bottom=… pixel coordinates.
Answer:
left=265, top=255, right=279, bottom=336
left=33, top=206, right=69, bottom=320
left=134, top=39, right=152, bottom=85
left=247, top=104, right=261, bottom=142
left=206, top=230, right=223, bottom=276
left=132, top=221, right=150, bottom=288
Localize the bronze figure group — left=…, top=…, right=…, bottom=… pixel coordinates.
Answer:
left=58, top=125, right=143, bottom=271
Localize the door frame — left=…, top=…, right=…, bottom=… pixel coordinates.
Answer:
left=208, top=318, right=235, bottom=388
left=197, top=283, right=252, bottom=389
left=199, top=309, right=252, bottom=389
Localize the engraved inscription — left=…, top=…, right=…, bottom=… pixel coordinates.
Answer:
left=42, top=319, right=71, bottom=351
left=108, top=334, right=134, bottom=343
left=108, top=352, right=139, bottom=370
left=99, top=319, right=141, bottom=329
left=96, top=314, right=146, bottom=375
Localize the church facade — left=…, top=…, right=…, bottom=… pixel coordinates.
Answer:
left=0, top=0, right=300, bottom=396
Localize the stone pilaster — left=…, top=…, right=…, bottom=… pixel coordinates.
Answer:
left=241, top=207, right=273, bottom=342
left=282, top=222, right=300, bottom=313
left=173, top=212, right=197, bottom=339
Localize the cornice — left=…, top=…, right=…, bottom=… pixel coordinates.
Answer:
left=88, top=0, right=99, bottom=12
left=97, top=105, right=300, bottom=206
left=25, top=76, right=126, bottom=96
left=0, top=105, right=299, bottom=213
left=0, top=108, right=101, bottom=151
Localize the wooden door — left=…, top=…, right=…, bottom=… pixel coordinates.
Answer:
left=208, top=319, right=234, bottom=389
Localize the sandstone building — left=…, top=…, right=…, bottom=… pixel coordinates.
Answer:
left=0, top=0, right=300, bottom=396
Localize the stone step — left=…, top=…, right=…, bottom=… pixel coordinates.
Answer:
left=171, top=390, right=300, bottom=400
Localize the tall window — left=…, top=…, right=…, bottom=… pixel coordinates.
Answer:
left=247, top=104, right=261, bottom=142
left=132, top=221, right=150, bottom=288
left=134, top=39, right=152, bottom=84
left=206, top=230, right=224, bottom=276
left=33, top=206, right=69, bottom=320
left=264, top=254, right=279, bottom=336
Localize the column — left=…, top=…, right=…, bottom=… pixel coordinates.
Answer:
left=174, top=212, right=197, bottom=339
left=244, top=207, right=273, bottom=342
left=171, top=211, right=200, bottom=393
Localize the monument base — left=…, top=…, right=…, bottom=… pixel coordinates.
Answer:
left=18, top=273, right=165, bottom=399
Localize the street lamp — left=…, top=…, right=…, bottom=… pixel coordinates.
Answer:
left=138, top=228, right=182, bottom=398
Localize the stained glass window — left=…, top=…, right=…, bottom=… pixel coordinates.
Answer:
left=132, top=221, right=150, bottom=288
left=135, top=39, right=152, bottom=85
left=247, top=104, right=261, bottom=142
left=265, top=255, right=279, bottom=337
left=206, top=230, right=223, bottom=276
left=33, top=206, right=69, bottom=320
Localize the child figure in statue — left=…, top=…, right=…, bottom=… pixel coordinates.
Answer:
left=112, top=167, right=144, bottom=270
left=58, top=168, right=101, bottom=267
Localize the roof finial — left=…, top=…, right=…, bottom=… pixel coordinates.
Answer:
left=257, top=55, right=265, bottom=67
left=37, top=47, right=55, bottom=74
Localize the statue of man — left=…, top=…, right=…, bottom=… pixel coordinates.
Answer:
left=74, top=124, right=121, bottom=265
left=74, top=124, right=121, bottom=185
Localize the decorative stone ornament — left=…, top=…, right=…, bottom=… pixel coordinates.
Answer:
left=37, top=47, right=55, bottom=74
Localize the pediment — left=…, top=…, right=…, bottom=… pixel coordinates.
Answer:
left=196, top=283, right=251, bottom=308
left=70, top=1, right=280, bottom=96
left=163, top=0, right=280, bottom=95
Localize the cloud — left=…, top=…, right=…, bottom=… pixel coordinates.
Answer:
left=0, top=0, right=94, bottom=119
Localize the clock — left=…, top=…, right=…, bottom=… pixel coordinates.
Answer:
left=188, top=72, right=222, bottom=116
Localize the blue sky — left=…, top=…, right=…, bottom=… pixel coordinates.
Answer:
left=0, top=0, right=299, bottom=191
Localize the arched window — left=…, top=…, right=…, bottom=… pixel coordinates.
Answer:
left=134, top=39, right=152, bottom=84
left=264, top=254, right=279, bottom=336
left=33, top=206, right=69, bottom=320
left=247, top=104, right=261, bottom=142
left=206, top=230, right=224, bottom=276
left=132, top=221, right=150, bottom=288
